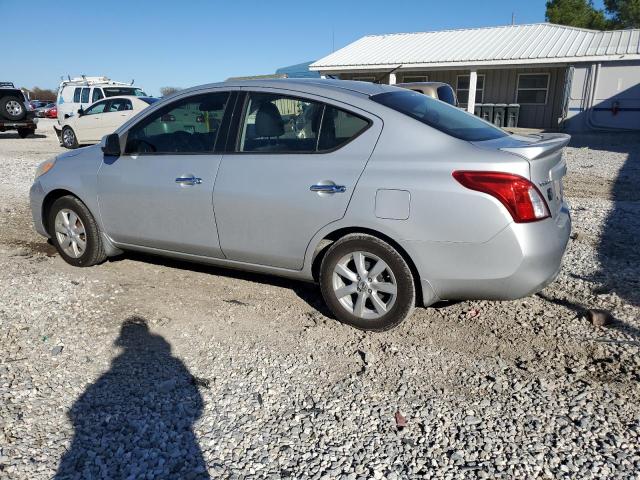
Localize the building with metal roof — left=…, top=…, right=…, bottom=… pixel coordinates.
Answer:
left=310, top=23, right=640, bottom=131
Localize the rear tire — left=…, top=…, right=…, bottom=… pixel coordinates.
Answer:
left=62, top=126, right=78, bottom=149
left=0, top=95, right=26, bottom=121
left=319, top=234, right=415, bottom=331
left=17, top=128, right=33, bottom=138
left=48, top=196, right=106, bottom=267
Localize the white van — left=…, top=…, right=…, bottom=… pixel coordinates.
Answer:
left=54, top=76, right=147, bottom=140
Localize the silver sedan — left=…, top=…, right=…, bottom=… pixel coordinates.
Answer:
left=30, top=79, right=571, bottom=331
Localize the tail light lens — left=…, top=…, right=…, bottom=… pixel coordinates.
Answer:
left=453, top=171, right=550, bottom=223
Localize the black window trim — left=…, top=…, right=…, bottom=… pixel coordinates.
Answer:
left=122, top=90, right=234, bottom=156
left=227, top=89, right=373, bottom=156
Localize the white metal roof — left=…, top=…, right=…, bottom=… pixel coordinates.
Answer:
left=310, top=23, right=640, bottom=71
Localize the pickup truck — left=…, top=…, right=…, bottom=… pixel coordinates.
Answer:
left=0, top=82, right=38, bottom=138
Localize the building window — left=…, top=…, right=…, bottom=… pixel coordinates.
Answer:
left=402, top=74, right=428, bottom=83
left=352, top=76, right=376, bottom=82
left=516, top=73, right=549, bottom=104
left=456, top=74, right=485, bottom=105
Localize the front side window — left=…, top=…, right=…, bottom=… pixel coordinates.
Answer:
left=372, top=90, right=507, bottom=142
left=125, top=92, right=229, bottom=154
left=106, top=98, right=133, bottom=112
left=238, top=92, right=369, bottom=153
left=516, top=74, right=549, bottom=104
left=80, top=88, right=90, bottom=103
left=92, top=88, right=104, bottom=102
left=84, top=100, right=108, bottom=115
left=456, top=74, right=485, bottom=105
left=73, top=88, right=81, bottom=103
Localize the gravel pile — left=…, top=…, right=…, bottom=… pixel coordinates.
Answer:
left=0, top=122, right=638, bottom=479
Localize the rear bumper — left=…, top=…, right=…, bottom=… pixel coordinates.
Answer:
left=407, top=204, right=571, bottom=304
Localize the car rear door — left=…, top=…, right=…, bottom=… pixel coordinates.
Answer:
left=100, top=98, right=135, bottom=138
left=97, top=90, right=235, bottom=257
left=213, top=89, right=382, bottom=270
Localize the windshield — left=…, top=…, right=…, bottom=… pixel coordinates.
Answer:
left=371, top=90, right=506, bottom=142
left=103, top=87, right=147, bottom=97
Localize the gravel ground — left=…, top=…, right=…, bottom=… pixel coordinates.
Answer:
left=1, top=120, right=639, bottom=479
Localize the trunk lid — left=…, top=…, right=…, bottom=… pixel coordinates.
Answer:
left=473, top=133, right=570, bottom=218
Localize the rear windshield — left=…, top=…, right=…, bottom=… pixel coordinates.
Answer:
left=103, top=87, right=147, bottom=97
left=371, top=90, right=506, bottom=142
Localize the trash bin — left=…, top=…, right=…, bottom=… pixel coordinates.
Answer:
left=506, top=104, right=520, bottom=128
left=474, top=104, right=482, bottom=117
left=480, top=103, right=494, bottom=123
left=493, top=104, right=507, bottom=127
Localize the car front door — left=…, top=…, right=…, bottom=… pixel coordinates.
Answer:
left=74, top=100, right=108, bottom=143
left=213, top=90, right=381, bottom=270
left=97, top=90, right=234, bottom=257
left=99, top=98, right=135, bottom=138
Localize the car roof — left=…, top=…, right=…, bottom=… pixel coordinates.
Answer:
left=175, top=78, right=399, bottom=99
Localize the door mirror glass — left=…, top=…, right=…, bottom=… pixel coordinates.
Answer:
left=101, top=134, right=121, bottom=156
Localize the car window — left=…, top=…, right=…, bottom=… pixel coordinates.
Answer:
left=84, top=101, right=108, bottom=115
left=107, top=98, right=133, bottom=112
left=73, top=88, right=81, bottom=103
left=81, top=88, right=90, bottom=103
left=92, top=88, right=104, bottom=102
left=239, top=93, right=324, bottom=153
left=125, top=92, right=230, bottom=154
left=318, top=105, right=369, bottom=151
left=371, top=90, right=506, bottom=142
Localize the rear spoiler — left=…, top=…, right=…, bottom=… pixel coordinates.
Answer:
left=500, top=133, right=571, bottom=161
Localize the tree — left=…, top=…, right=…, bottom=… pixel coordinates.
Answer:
left=25, top=87, right=57, bottom=101
left=545, top=0, right=611, bottom=29
left=160, top=86, right=181, bottom=97
left=605, top=0, right=640, bottom=28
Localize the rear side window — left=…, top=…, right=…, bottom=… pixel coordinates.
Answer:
left=73, top=88, right=81, bottom=102
left=92, top=88, right=104, bottom=102
left=81, top=88, right=90, bottom=103
left=125, top=92, right=230, bottom=154
left=238, top=92, right=369, bottom=153
left=371, top=90, right=506, bottom=142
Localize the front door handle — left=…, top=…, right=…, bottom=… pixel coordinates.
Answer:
left=310, top=184, right=346, bottom=194
left=175, top=175, right=202, bottom=186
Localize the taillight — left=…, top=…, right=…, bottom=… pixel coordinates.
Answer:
left=452, top=171, right=550, bottom=223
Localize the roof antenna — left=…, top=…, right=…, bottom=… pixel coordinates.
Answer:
left=511, top=12, right=515, bottom=25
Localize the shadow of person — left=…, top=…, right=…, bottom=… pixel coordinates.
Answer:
left=55, top=317, right=210, bottom=480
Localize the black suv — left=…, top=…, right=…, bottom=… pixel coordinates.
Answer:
left=0, top=82, right=37, bottom=138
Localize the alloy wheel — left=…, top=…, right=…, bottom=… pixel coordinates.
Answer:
left=332, top=251, right=397, bottom=319
left=54, top=209, right=87, bottom=258
left=6, top=100, right=23, bottom=116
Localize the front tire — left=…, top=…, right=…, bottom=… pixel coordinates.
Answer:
left=319, top=234, right=415, bottom=331
left=48, top=196, right=106, bottom=267
left=62, top=126, right=78, bottom=149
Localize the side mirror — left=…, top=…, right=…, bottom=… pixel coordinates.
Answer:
left=77, top=108, right=84, bottom=116
left=101, top=134, right=121, bottom=157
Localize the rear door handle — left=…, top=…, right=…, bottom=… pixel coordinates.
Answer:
left=310, top=184, right=346, bottom=194
left=175, top=175, right=202, bottom=186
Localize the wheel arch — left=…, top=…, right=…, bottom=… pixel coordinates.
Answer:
left=41, top=189, right=89, bottom=236
left=310, top=226, right=424, bottom=306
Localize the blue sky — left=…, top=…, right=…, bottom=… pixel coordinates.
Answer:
left=3, top=0, right=607, bottom=96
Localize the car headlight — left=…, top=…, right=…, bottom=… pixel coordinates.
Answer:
left=34, top=158, right=56, bottom=180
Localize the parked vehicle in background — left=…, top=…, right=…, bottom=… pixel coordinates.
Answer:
left=30, top=80, right=570, bottom=331
left=59, top=96, right=158, bottom=148
left=396, top=82, right=458, bottom=106
left=54, top=76, right=147, bottom=142
left=30, top=100, right=50, bottom=110
left=36, top=103, right=56, bottom=117
left=45, top=106, right=58, bottom=119
left=0, top=81, right=38, bottom=138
